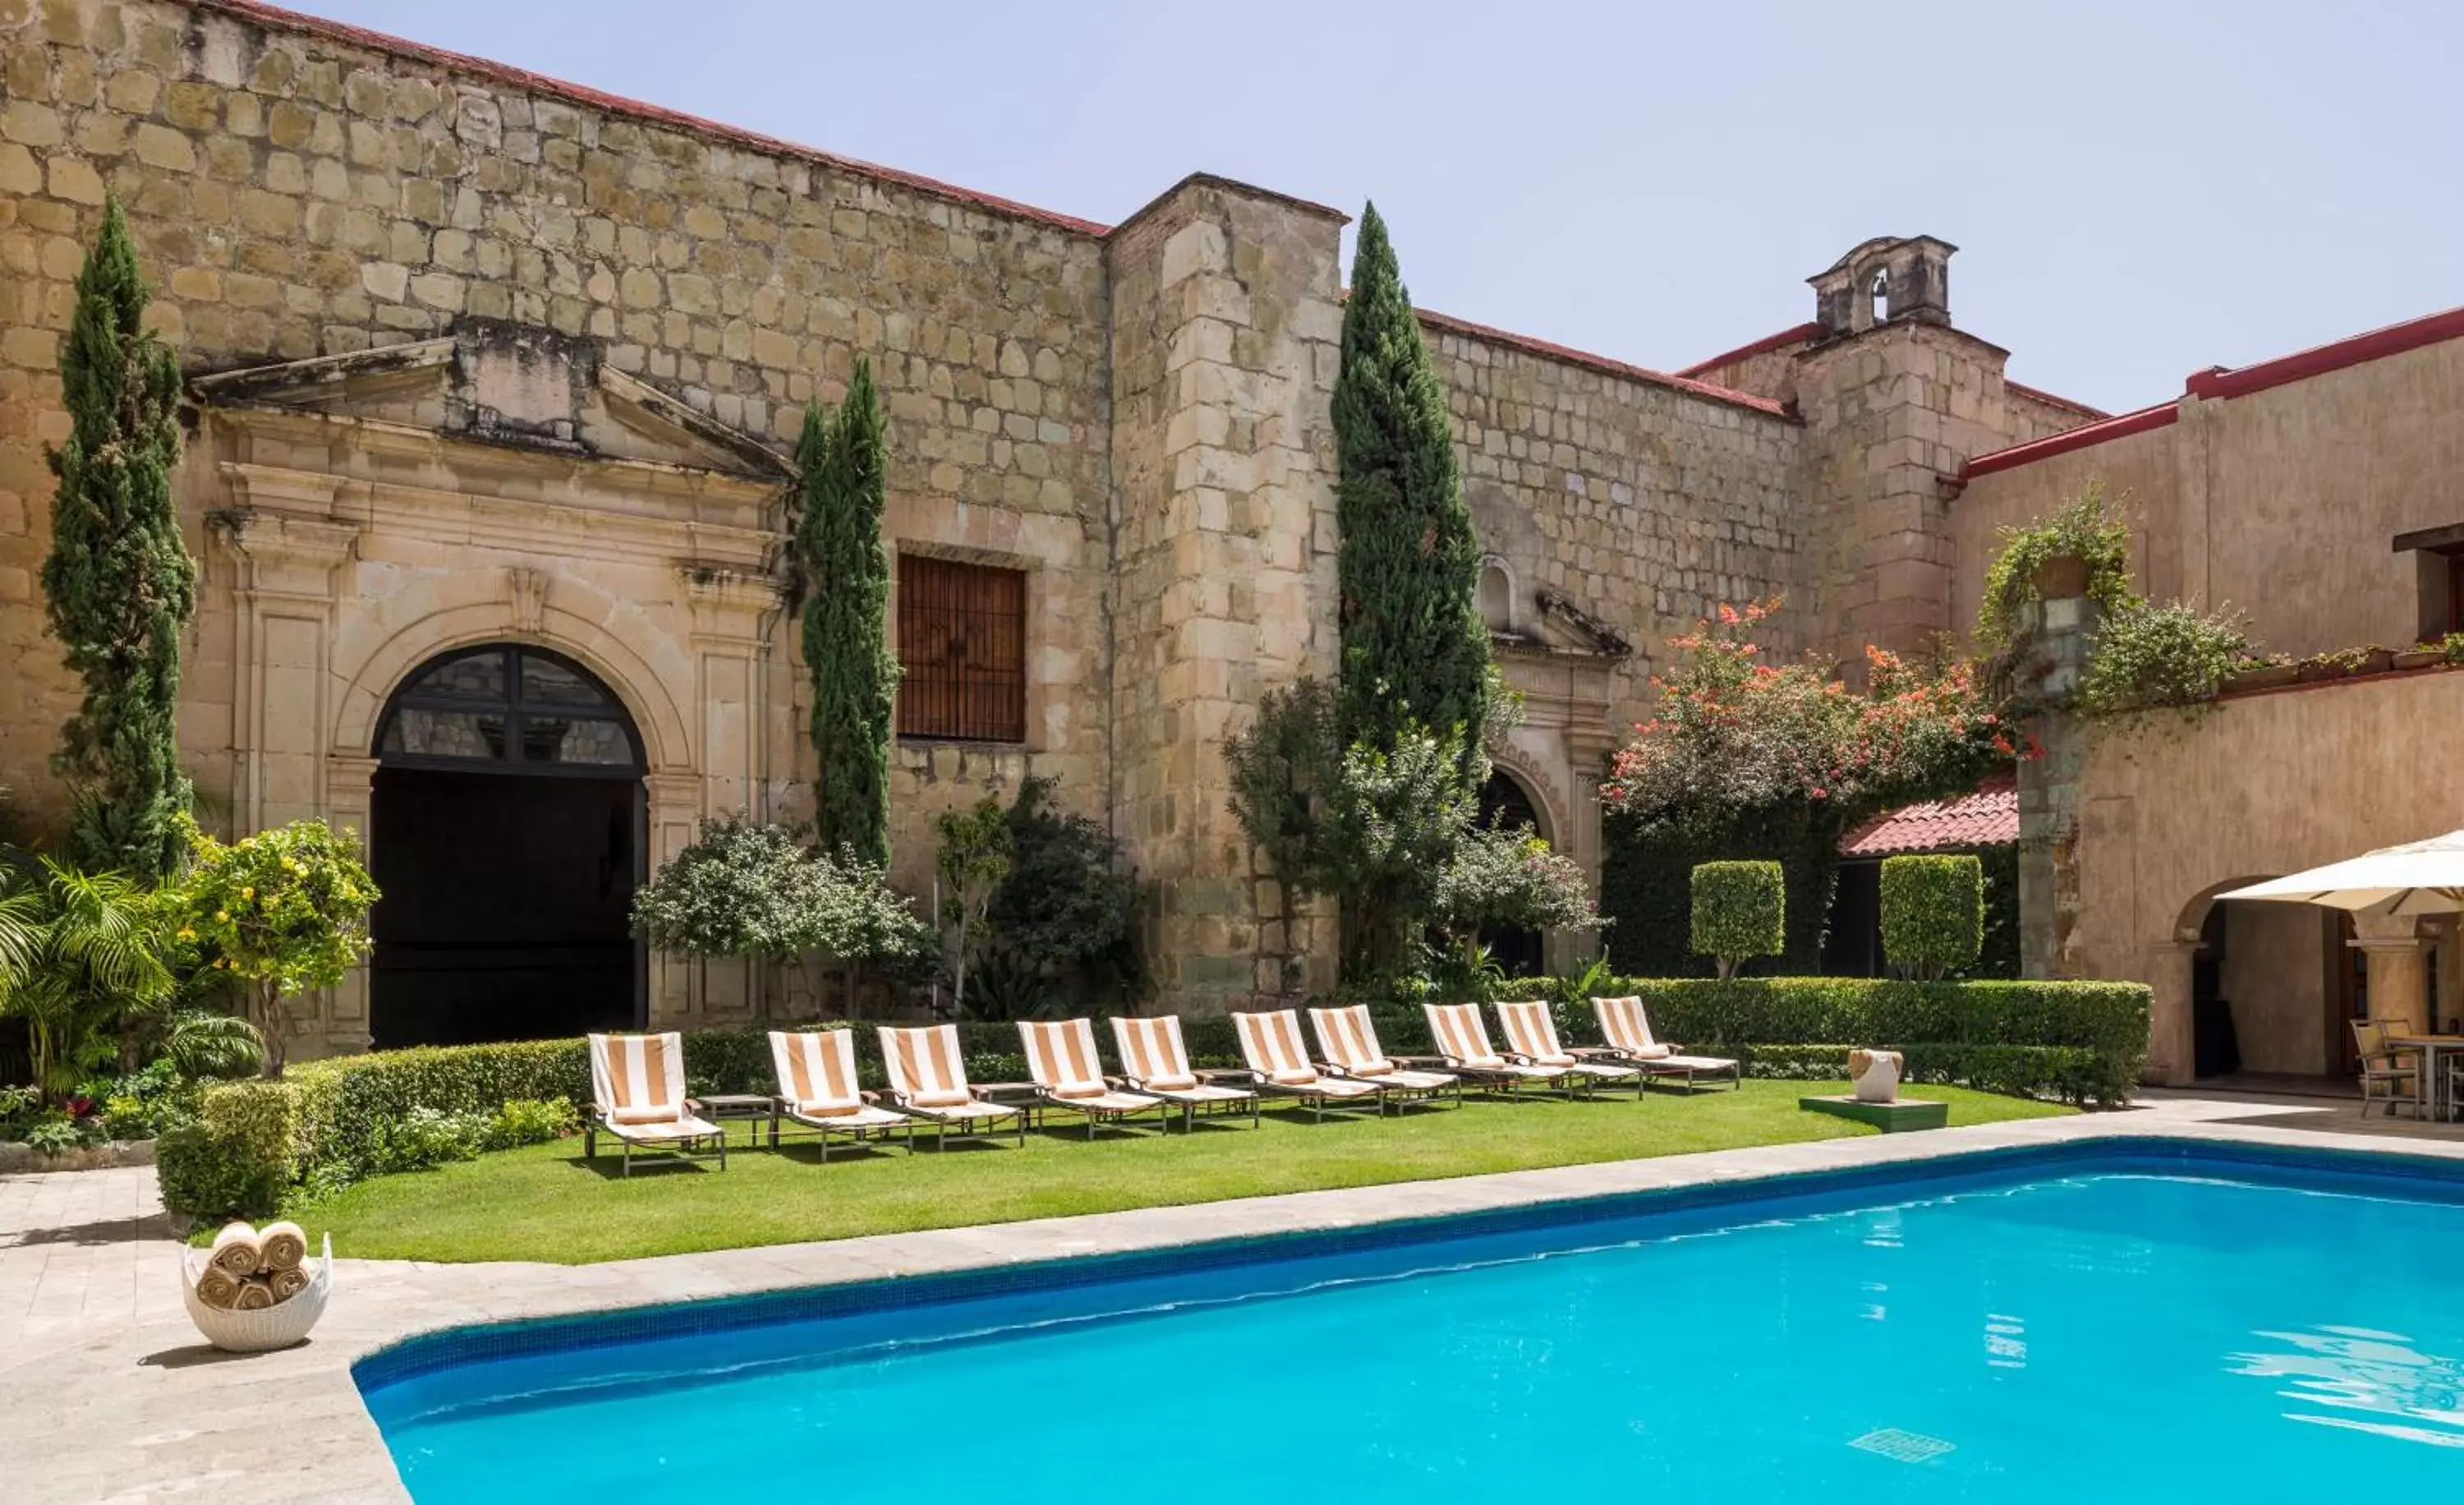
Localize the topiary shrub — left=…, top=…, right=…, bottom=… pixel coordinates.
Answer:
left=1879, top=854, right=1985, bottom=979
left=1494, top=973, right=2150, bottom=1106
left=1690, top=861, right=1784, bottom=979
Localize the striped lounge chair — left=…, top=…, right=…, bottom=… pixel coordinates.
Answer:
left=878, top=1024, right=1027, bottom=1149
left=1424, top=1001, right=1576, bottom=1098
left=1309, top=1005, right=1461, bottom=1111
left=1588, top=995, right=1741, bottom=1092
left=768, top=1029, right=916, bottom=1160
left=1111, top=1015, right=1259, bottom=1130
left=584, top=1031, right=727, bottom=1176
left=1231, top=1010, right=1386, bottom=1121
left=1018, top=1019, right=1170, bottom=1139
left=1494, top=1000, right=1643, bottom=1097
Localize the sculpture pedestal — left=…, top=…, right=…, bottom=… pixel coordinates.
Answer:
left=1800, top=1095, right=1948, bottom=1132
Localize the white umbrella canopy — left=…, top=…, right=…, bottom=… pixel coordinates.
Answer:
left=2216, top=828, right=2464, bottom=916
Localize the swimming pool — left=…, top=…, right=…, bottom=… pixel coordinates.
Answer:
left=358, top=1139, right=2464, bottom=1501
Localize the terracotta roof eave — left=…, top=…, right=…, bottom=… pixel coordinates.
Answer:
left=1837, top=771, right=2019, bottom=857
left=2003, top=378, right=2108, bottom=419
left=1414, top=308, right=1795, bottom=421
left=200, top=0, right=1113, bottom=237
left=1674, top=322, right=1825, bottom=377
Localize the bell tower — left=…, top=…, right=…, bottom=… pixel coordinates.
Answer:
left=1808, top=235, right=1956, bottom=337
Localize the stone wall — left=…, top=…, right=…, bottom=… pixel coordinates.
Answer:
left=1793, top=321, right=2085, bottom=665
left=0, top=0, right=1119, bottom=887
left=1425, top=315, right=1803, bottom=719
left=1105, top=177, right=1345, bottom=1009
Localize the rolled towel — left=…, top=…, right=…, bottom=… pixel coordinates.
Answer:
left=194, top=1264, right=244, bottom=1311
left=266, top=1264, right=313, bottom=1304
left=257, top=1222, right=308, bottom=1273
left=208, top=1222, right=263, bottom=1278
left=233, top=1276, right=278, bottom=1311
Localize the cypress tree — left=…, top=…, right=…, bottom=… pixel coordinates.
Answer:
left=1332, top=202, right=1490, bottom=766
left=40, top=199, right=196, bottom=879
left=796, top=357, right=897, bottom=868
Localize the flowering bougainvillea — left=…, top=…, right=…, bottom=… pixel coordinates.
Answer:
left=1597, top=600, right=2027, bottom=831
left=179, top=816, right=378, bottom=1075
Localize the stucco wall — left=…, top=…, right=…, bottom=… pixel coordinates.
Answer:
left=2217, top=900, right=2333, bottom=1076
left=1954, top=334, right=2464, bottom=660
left=2071, top=669, right=2464, bottom=1077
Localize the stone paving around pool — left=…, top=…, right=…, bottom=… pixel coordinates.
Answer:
left=4, top=1096, right=2456, bottom=1503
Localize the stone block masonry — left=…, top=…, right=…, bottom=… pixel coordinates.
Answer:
left=0, top=1, right=2085, bottom=1033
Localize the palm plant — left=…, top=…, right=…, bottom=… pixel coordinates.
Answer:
left=0, top=857, right=182, bottom=1099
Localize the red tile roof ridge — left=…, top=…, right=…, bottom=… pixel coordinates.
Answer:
left=1961, top=398, right=2181, bottom=480
left=1674, top=322, right=1825, bottom=377
left=1837, top=769, right=2019, bottom=857
left=198, top=0, right=1113, bottom=237
left=1414, top=308, right=1795, bottom=420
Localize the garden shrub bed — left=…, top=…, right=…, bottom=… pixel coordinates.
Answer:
left=1497, top=976, right=2147, bottom=1106
left=160, top=1018, right=1319, bottom=1221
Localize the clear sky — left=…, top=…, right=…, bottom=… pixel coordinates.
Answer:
left=284, top=0, right=2460, bottom=413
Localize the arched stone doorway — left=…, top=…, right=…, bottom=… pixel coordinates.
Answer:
left=369, top=644, right=647, bottom=1047
left=1478, top=769, right=1549, bottom=978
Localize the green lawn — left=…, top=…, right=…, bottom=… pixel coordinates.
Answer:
left=297, top=1081, right=2071, bottom=1264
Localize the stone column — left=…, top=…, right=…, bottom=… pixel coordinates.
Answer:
left=2350, top=909, right=2432, bottom=1029
left=316, top=753, right=379, bottom=1056
left=2014, top=582, right=2101, bottom=981
left=2145, top=937, right=2200, bottom=1087
left=643, top=771, right=705, bottom=1029
left=218, top=490, right=362, bottom=1064
left=681, top=566, right=779, bottom=1024
left=1105, top=176, right=1346, bottom=1013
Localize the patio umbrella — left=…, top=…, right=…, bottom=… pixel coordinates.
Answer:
left=2215, top=828, right=2464, bottom=917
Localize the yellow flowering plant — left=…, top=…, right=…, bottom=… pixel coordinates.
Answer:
left=179, top=817, right=379, bottom=1075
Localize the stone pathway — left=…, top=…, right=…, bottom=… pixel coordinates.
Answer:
left=0, top=1163, right=188, bottom=1365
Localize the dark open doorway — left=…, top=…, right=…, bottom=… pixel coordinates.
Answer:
left=369, top=645, right=646, bottom=1048
left=1477, top=770, right=1548, bottom=979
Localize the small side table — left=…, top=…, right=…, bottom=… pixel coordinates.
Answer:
left=697, top=1093, right=779, bottom=1147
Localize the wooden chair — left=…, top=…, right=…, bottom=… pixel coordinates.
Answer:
left=2352, top=1019, right=2425, bottom=1119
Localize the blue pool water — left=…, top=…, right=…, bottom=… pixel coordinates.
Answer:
left=361, top=1144, right=2464, bottom=1501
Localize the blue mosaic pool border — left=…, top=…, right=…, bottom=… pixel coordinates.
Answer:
left=351, top=1134, right=2464, bottom=1395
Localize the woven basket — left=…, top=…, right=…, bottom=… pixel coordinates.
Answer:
left=181, top=1234, right=333, bottom=1353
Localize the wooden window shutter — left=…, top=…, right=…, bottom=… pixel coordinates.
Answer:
left=896, top=555, right=1027, bottom=743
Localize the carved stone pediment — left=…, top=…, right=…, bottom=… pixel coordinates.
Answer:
left=189, top=321, right=794, bottom=481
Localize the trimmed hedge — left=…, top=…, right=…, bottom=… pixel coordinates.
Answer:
left=158, top=1018, right=1300, bottom=1221
left=1497, top=975, right=2148, bottom=1107
left=1690, top=861, right=1784, bottom=976
left=1879, top=854, right=1984, bottom=978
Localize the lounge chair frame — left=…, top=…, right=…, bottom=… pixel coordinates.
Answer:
left=879, top=1025, right=1029, bottom=1150
left=1231, top=1010, right=1392, bottom=1121
left=1018, top=1020, right=1175, bottom=1140
left=1110, top=1016, right=1262, bottom=1131
left=1423, top=1002, right=1586, bottom=1102
left=769, top=1029, right=919, bottom=1160
left=1583, top=996, right=1742, bottom=1093
left=585, top=1032, right=728, bottom=1176
left=1491, top=1001, right=1647, bottom=1100
left=1309, top=1006, right=1464, bottom=1114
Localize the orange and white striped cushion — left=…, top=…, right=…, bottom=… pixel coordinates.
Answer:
left=1495, top=1001, right=1578, bottom=1067
left=591, top=1033, right=685, bottom=1124
left=1234, top=1010, right=1321, bottom=1086
left=1425, top=1003, right=1506, bottom=1070
left=1593, top=996, right=1672, bottom=1059
left=770, top=1029, right=866, bottom=1119
left=1111, top=1015, right=1200, bottom=1093
left=1020, top=1019, right=1112, bottom=1100
left=879, top=1024, right=977, bottom=1108
left=1308, top=1005, right=1395, bottom=1075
